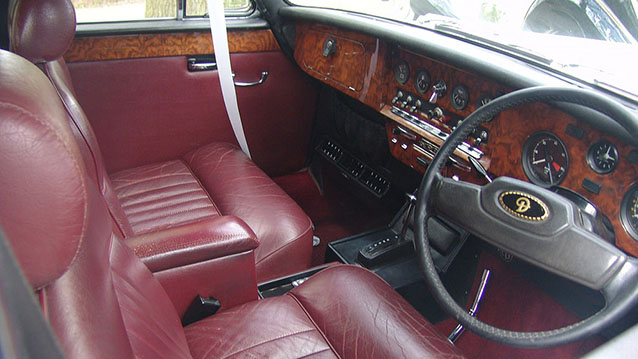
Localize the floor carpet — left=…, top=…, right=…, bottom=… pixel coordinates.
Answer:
left=274, top=168, right=395, bottom=266
left=434, top=250, right=604, bottom=358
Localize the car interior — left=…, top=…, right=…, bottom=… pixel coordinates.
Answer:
left=1, top=0, right=638, bottom=358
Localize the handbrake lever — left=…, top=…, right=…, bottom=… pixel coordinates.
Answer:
left=448, top=269, right=491, bottom=343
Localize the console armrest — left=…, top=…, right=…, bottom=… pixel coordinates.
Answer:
left=125, top=216, right=259, bottom=272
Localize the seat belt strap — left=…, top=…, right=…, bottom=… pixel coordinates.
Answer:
left=205, top=0, right=251, bottom=158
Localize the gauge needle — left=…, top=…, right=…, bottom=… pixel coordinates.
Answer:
left=602, top=147, right=615, bottom=163
left=532, top=159, right=546, bottom=164
left=544, top=142, right=554, bottom=184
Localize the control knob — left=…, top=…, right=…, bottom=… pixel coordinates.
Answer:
left=428, top=81, right=447, bottom=104
left=474, top=130, right=488, bottom=146
left=409, top=99, right=422, bottom=113
left=400, top=95, right=413, bottom=108
left=391, top=90, right=404, bottom=104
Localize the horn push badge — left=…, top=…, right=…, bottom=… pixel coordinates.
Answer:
left=498, top=191, right=549, bottom=221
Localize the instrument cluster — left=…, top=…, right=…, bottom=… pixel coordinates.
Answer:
left=390, top=51, right=638, bottom=253
left=396, top=54, right=638, bottom=249
left=519, top=129, right=638, bottom=245
left=393, top=60, right=476, bottom=115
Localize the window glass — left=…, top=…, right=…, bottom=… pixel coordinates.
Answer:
left=72, top=0, right=253, bottom=23
left=72, top=0, right=176, bottom=23
left=289, top=0, right=638, bottom=96
left=186, top=0, right=253, bottom=17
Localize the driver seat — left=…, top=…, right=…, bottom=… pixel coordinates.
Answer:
left=0, top=50, right=463, bottom=358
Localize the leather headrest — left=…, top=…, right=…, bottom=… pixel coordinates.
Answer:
left=9, top=0, right=76, bottom=64
left=0, top=50, right=88, bottom=288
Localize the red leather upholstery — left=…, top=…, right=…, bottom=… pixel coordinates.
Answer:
left=185, top=265, right=465, bottom=359
left=111, top=160, right=221, bottom=236
left=155, top=251, right=258, bottom=317
left=126, top=216, right=258, bottom=272
left=8, top=0, right=75, bottom=64
left=290, top=266, right=464, bottom=358
left=0, top=48, right=463, bottom=358
left=9, top=0, right=314, bottom=280
left=185, top=142, right=314, bottom=282
left=0, top=50, right=86, bottom=289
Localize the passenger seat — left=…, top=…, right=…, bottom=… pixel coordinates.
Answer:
left=7, top=0, right=313, bottom=282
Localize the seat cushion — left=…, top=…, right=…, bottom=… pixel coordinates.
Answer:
left=110, top=160, right=220, bottom=235
left=184, top=265, right=464, bottom=359
left=186, top=292, right=337, bottom=358
left=184, top=142, right=313, bottom=282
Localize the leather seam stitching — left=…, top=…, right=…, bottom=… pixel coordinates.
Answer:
left=115, top=181, right=203, bottom=200
left=129, top=206, right=218, bottom=230
left=296, top=348, right=333, bottom=359
left=287, top=292, right=342, bottom=359
left=120, top=188, right=205, bottom=209
left=218, top=328, right=318, bottom=359
left=45, top=63, right=104, bottom=188
left=132, top=233, right=255, bottom=258
left=112, top=171, right=195, bottom=190
left=123, top=197, right=216, bottom=216
left=255, top=222, right=313, bottom=265
left=180, top=158, right=222, bottom=215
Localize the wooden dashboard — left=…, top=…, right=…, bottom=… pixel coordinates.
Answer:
left=294, top=23, right=638, bottom=257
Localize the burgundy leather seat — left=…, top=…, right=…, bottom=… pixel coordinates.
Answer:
left=0, top=49, right=463, bottom=359
left=8, top=0, right=313, bottom=282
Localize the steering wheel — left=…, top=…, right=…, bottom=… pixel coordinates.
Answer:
left=415, top=86, right=638, bottom=348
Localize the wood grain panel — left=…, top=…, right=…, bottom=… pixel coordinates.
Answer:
left=294, top=23, right=391, bottom=110
left=296, top=28, right=366, bottom=91
left=64, top=29, right=280, bottom=63
left=482, top=103, right=638, bottom=256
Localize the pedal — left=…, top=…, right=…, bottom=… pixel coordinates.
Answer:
left=448, top=269, right=491, bottom=343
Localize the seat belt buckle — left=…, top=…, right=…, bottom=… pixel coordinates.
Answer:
left=181, top=295, right=221, bottom=326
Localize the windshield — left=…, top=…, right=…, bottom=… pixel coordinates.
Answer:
left=290, top=0, right=638, bottom=98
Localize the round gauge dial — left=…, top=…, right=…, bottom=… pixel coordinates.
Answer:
left=587, top=139, right=618, bottom=174
left=414, top=70, right=431, bottom=94
left=394, top=61, right=410, bottom=85
left=522, top=132, right=569, bottom=187
left=451, top=85, right=470, bottom=110
left=621, top=184, right=638, bottom=241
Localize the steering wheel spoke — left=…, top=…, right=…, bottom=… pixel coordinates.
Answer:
left=432, top=175, right=627, bottom=290
left=415, top=86, right=638, bottom=347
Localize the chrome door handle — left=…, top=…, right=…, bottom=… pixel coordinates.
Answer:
left=188, top=61, right=217, bottom=71
left=233, top=71, right=268, bottom=87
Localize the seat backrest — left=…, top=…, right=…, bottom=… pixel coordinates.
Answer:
left=8, top=0, right=135, bottom=237
left=0, top=49, right=193, bottom=359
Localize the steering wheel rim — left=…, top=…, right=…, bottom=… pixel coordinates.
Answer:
left=415, top=86, right=638, bottom=348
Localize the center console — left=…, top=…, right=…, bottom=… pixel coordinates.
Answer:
left=326, top=194, right=469, bottom=291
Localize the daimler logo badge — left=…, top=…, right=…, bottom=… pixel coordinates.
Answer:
left=498, top=191, right=549, bottom=221
left=515, top=197, right=531, bottom=213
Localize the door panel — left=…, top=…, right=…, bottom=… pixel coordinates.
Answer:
left=65, top=30, right=317, bottom=176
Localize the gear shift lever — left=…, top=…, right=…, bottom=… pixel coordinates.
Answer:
left=358, top=193, right=417, bottom=265
left=399, top=193, right=417, bottom=240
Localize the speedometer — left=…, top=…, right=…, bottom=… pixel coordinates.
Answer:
left=522, top=132, right=569, bottom=187
left=621, top=184, right=638, bottom=242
